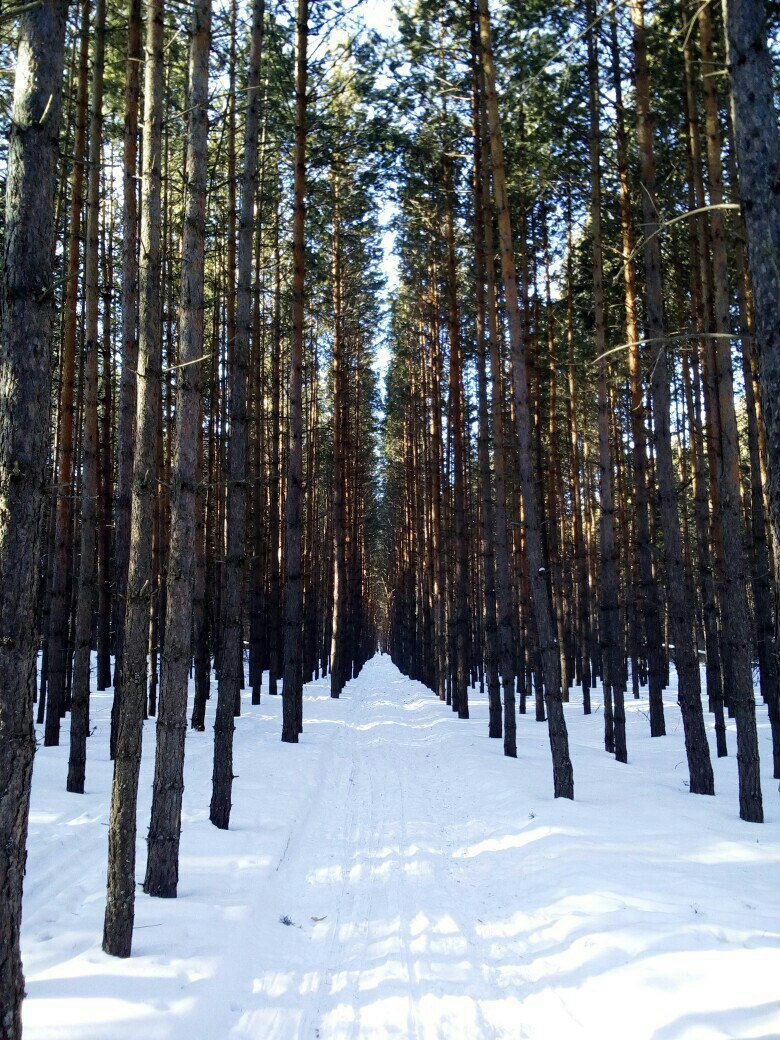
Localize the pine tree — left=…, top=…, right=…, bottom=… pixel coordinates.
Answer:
left=0, top=1, right=68, bottom=1029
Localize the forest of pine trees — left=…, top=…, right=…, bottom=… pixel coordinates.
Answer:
left=0, top=0, right=779, bottom=1034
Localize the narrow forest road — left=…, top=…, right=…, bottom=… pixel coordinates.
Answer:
left=23, top=654, right=780, bottom=1039
left=232, top=654, right=497, bottom=1040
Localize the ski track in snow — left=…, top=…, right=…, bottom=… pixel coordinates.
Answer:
left=21, top=653, right=780, bottom=1039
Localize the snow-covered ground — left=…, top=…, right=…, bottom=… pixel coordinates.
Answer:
left=22, top=654, right=780, bottom=1039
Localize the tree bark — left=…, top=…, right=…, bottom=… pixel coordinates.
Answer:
left=697, top=2, right=762, bottom=821
left=330, top=176, right=347, bottom=699
left=282, top=0, right=309, bottom=744
left=211, top=0, right=265, bottom=828
left=586, top=0, right=626, bottom=763
left=68, top=0, right=106, bottom=794
left=471, top=17, right=502, bottom=741
left=722, top=0, right=780, bottom=723
left=103, top=0, right=165, bottom=957
left=0, top=0, right=68, bottom=1030
left=144, top=0, right=212, bottom=895
left=112, top=0, right=143, bottom=727
left=45, top=0, right=90, bottom=748
left=443, top=157, right=469, bottom=721
left=608, top=8, right=665, bottom=733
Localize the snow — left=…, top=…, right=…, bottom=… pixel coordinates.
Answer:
left=22, top=653, right=780, bottom=1039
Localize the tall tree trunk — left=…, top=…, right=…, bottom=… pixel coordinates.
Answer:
left=0, top=0, right=68, bottom=1030
left=735, top=235, right=780, bottom=775
left=330, top=177, right=347, bottom=699
left=565, top=199, right=592, bottom=713
left=211, top=0, right=265, bottom=828
left=586, top=0, right=626, bottom=763
left=608, top=8, right=665, bottom=733
left=722, top=0, right=780, bottom=702
left=697, top=2, right=763, bottom=821
left=144, top=0, right=212, bottom=895
left=444, top=158, right=469, bottom=721
left=629, top=0, right=714, bottom=796
left=480, top=112, right=516, bottom=755
left=45, top=0, right=90, bottom=748
left=68, top=0, right=106, bottom=794
left=680, top=5, right=727, bottom=735
left=471, top=15, right=502, bottom=741
left=103, top=0, right=165, bottom=957
left=478, top=0, right=573, bottom=798
left=113, top=0, right=143, bottom=719
left=97, top=173, right=114, bottom=692
left=268, top=211, right=283, bottom=696
left=282, top=0, right=309, bottom=744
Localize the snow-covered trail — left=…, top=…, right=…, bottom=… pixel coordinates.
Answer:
left=231, top=657, right=493, bottom=1040
left=22, top=653, right=780, bottom=1039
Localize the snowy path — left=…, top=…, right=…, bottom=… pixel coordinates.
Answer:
left=22, top=653, right=780, bottom=1039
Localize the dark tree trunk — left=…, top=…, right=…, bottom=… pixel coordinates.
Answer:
left=103, top=0, right=165, bottom=958
left=45, top=0, right=90, bottom=749
left=608, top=8, right=665, bottom=733
left=111, top=0, right=143, bottom=761
left=282, top=0, right=309, bottom=744
left=68, top=0, right=106, bottom=794
left=330, top=180, right=347, bottom=699
left=211, top=0, right=265, bottom=829
left=586, top=0, right=626, bottom=763
left=444, top=158, right=469, bottom=721
left=697, top=2, right=763, bottom=822
left=145, top=0, right=212, bottom=895
left=722, top=0, right=780, bottom=737
left=470, top=18, right=502, bottom=741
left=268, top=214, right=283, bottom=696
left=630, top=0, right=714, bottom=796
left=0, top=0, right=68, bottom=1031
